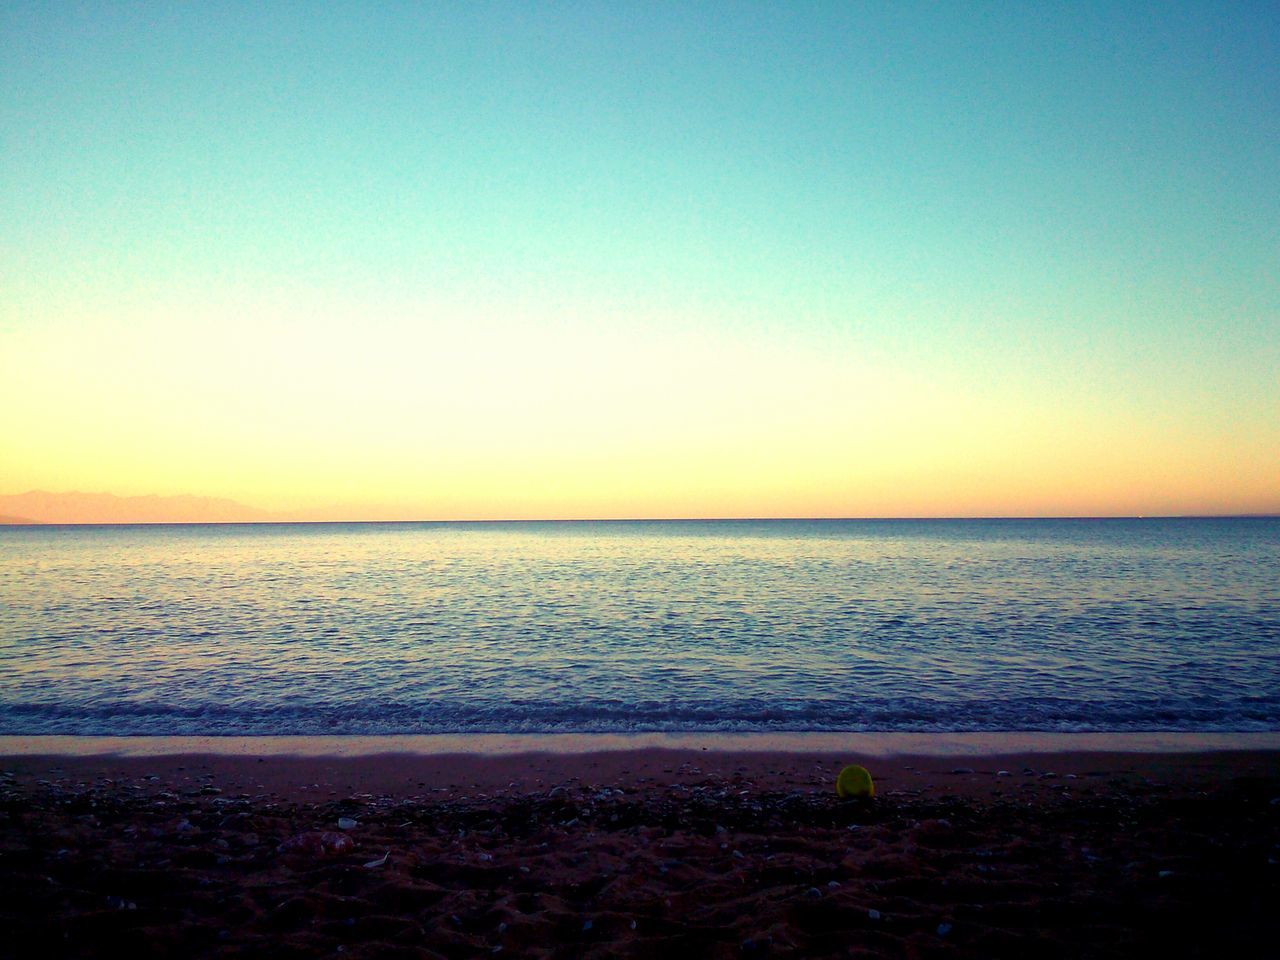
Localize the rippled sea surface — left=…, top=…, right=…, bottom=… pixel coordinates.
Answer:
left=2, top=519, right=1278, bottom=734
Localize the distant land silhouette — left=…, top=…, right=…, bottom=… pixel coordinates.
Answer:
left=0, top=491, right=275, bottom=524
left=1, top=490, right=1275, bottom=525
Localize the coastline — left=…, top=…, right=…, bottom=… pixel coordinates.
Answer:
left=6, top=729, right=1280, bottom=758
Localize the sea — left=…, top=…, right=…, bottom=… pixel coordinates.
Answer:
left=1, top=518, right=1277, bottom=736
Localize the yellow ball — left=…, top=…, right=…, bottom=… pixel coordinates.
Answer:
left=836, top=764, right=874, bottom=799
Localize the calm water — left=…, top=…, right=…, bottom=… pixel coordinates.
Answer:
left=1, top=519, right=1278, bottom=734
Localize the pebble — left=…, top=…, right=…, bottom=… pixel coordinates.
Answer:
left=337, top=817, right=358, bottom=831
left=951, top=768, right=974, bottom=775
left=277, top=831, right=354, bottom=858
left=805, top=887, right=822, bottom=898
left=868, top=909, right=881, bottom=920
left=937, top=922, right=953, bottom=937
left=996, top=770, right=1011, bottom=777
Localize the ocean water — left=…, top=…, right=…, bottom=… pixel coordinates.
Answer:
left=1, top=519, right=1277, bottom=735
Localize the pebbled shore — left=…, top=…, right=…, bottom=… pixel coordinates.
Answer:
left=1, top=748, right=1278, bottom=958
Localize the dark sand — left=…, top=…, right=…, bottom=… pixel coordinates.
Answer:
left=1, top=743, right=1278, bottom=958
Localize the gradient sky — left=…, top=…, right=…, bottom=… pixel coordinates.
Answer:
left=2, top=2, right=1277, bottom=519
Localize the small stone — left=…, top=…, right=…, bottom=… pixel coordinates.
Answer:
left=937, top=922, right=953, bottom=937
left=1158, top=870, right=1174, bottom=878
left=805, top=887, right=822, bottom=898
left=582, top=919, right=593, bottom=932
left=277, top=831, right=354, bottom=859
left=868, top=909, right=881, bottom=920
left=950, top=768, right=974, bottom=775
left=996, top=770, right=1011, bottom=777
left=827, top=880, right=840, bottom=888
left=337, top=817, right=358, bottom=831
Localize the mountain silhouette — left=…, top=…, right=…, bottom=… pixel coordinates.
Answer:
left=0, top=490, right=275, bottom=524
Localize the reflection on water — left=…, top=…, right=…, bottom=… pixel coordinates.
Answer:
left=1, top=519, right=1277, bottom=733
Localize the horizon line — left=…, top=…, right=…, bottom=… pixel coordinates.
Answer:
left=3, top=513, right=1278, bottom=527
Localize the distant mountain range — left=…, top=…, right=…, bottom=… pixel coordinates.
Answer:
left=0, top=490, right=275, bottom=524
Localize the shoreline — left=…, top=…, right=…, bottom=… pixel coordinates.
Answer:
left=6, top=729, right=1280, bottom=759
left=5, top=733, right=1278, bottom=811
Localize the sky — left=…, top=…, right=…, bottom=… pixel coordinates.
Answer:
left=2, top=1, right=1277, bottom=520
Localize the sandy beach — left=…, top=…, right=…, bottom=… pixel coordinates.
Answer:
left=2, top=736, right=1278, bottom=958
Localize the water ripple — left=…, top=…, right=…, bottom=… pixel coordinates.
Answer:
left=1, top=518, right=1277, bottom=734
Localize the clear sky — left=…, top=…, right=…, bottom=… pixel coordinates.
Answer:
left=2, top=2, right=1277, bottom=519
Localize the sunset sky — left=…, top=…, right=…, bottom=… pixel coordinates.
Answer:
left=2, top=2, right=1277, bottom=520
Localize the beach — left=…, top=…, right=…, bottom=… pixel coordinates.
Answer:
left=3, top=736, right=1278, bottom=958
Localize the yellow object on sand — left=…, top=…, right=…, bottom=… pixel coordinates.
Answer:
left=836, top=764, right=874, bottom=799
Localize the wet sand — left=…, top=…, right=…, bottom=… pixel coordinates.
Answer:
left=1, top=739, right=1277, bottom=957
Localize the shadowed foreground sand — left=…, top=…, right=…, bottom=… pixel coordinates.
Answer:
left=1, top=747, right=1277, bottom=958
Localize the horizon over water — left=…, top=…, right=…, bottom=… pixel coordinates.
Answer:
left=2, top=518, right=1277, bottom=736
